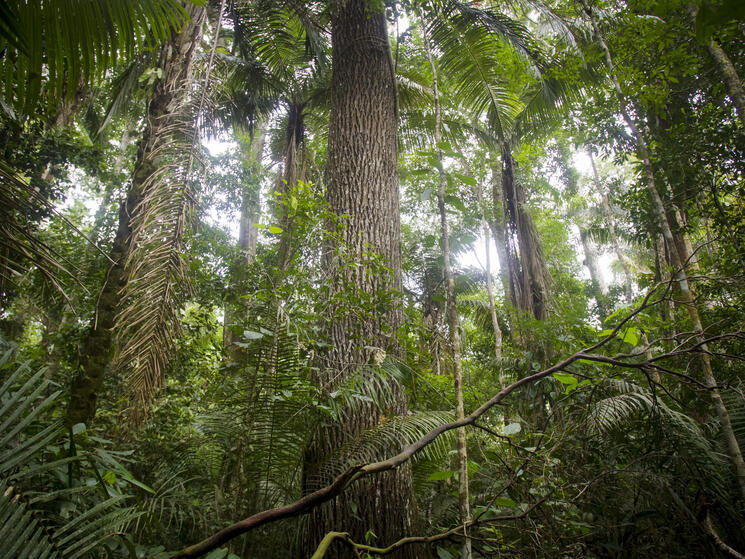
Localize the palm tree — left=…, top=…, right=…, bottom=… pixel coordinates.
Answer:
left=580, top=0, right=745, bottom=505
left=0, top=0, right=189, bottom=307
left=67, top=3, right=208, bottom=426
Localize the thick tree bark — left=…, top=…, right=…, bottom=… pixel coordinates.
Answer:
left=66, top=6, right=207, bottom=427
left=488, top=164, right=511, bottom=300
left=422, top=13, right=472, bottom=557
left=585, top=1, right=745, bottom=503
left=302, top=2, right=420, bottom=557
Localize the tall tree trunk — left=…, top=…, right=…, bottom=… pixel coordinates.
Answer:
left=585, top=1, right=745, bottom=503
left=501, top=144, right=550, bottom=427
left=66, top=6, right=207, bottom=427
left=276, top=102, right=304, bottom=273
left=501, top=144, right=550, bottom=322
left=302, top=2, right=420, bottom=557
left=478, top=183, right=503, bottom=367
left=223, top=127, right=265, bottom=350
left=579, top=226, right=607, bottom=317
left=686, top=4, right=745, bottom=127
left=588, top=151, right=633, bottom=303
left=422, top=13, right=472, bottom=557
left=488, top=164, right=511, bottom=306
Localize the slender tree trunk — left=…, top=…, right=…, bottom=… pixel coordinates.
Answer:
left=66, top=6, right=207, bottom=427
left=478, top=183, right=503, bottom=367
left=422, top=13, right=472, bottom=557
left=706, top=40, right=745, bottom=126
left=585, top=1, right=745, bottom=503
left=588, top=151, right=633, bottom=303
left=302, top=2, right=420, bottom=557
left=223, top=127, right=264, bottom=350
left=686, top=4, right=745, bottom=127
left=579, top=226, right=607, bottom=317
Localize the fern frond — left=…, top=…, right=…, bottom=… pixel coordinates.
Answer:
left=312, top=410, right=455, bottom=485
left=0, top=348, right=141, bottom=558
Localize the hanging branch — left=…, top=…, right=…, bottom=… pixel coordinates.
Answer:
left=169, top=282, right=733, bottom=559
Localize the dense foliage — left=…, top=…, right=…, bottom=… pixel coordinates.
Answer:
left=1, top=0, right=744, bottom=558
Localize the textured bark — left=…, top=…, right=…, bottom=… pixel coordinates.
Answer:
left=501, top=144, right=550, bottom=322
left=488, top=165, right=511, bottom=306
left=66, top=6, right=206, bottom=427
left=585, top=1, right=745, bottom=504
left=422, top=14, right=472, bottom=557
left=302, top=2, right=420, bottom=557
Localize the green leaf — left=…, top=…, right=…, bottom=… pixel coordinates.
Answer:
left=437, top=547, right=455, bottom=559
left=242, top=330, right=263, bottom=340
left=552, top=372, right=578, bottom=385
left=427, top=470, right=454, bottom=481
left=494, top=497, right=517, bottom=507
left=420, top=187, right=432, bottom=202
left=72, top=422, right=86, bottom=435
left=503, top=422, right=521, bottom=435
left=621, top=327, right=640, bottom=346
left=267, top=225, right=283, bottom=234
left=444, top=195, right=467, bottom=213
left=454, top=172, right=477, bottom=186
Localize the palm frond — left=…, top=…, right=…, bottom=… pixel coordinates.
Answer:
left=0, top=0, right=189, bottom=119
left=113, top=9, right=212, bottom=417
left=311, top=409, right=456, bottom=487
left=437, top=1, right=541, bottom=64
left=585, top=378, right=732, bottom=504
left=0, top=160, right=111, bottom=306
left=428, top=6, right=523, bottom=141
left=95, top=51, right=157, bottom=138
left=0, top=347, right=141, bottom=558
